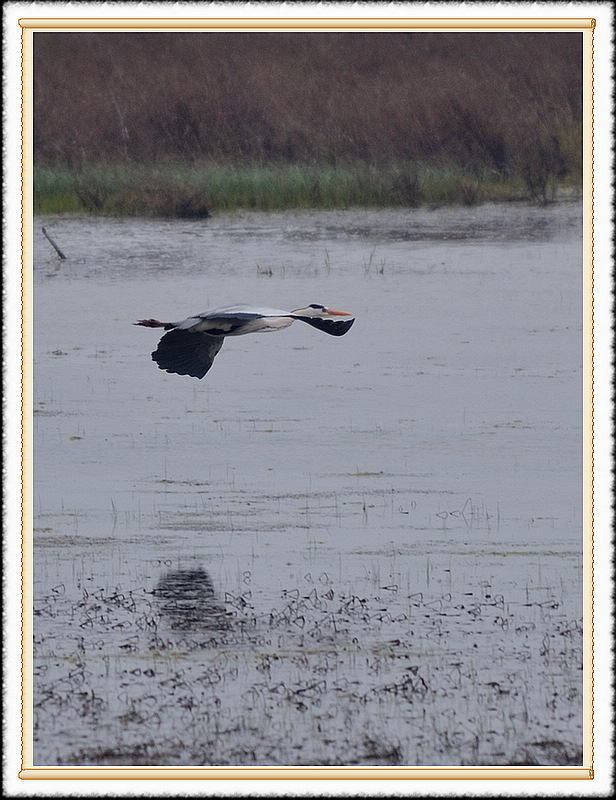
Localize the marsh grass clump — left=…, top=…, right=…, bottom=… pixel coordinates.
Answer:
left=35, top=163, right=212, bottom=218
left=33, top=33, right=582, bottom=213
left=359, top=735, right=404, bottom=766
left=511, top=740, right=584, bottom=767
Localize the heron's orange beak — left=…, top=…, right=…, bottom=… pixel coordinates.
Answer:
left=327, top=309, right=352, bottom=316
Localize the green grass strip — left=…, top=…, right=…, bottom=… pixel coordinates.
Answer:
left=33, top=161, right=580, bottom=217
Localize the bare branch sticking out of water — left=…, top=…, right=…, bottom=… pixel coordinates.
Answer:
left=42, top=227, right=67, bottom=259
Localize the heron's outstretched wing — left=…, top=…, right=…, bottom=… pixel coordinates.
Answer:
left=152, top=329, right=224, bottom=379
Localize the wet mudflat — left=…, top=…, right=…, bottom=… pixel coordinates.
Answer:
left=31, top=202, right=584, bottom=767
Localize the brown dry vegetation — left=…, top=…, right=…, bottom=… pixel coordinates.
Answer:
left=33, top=32, right=583, bottom=209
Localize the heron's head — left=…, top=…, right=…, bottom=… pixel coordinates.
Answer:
left=291, top=304, right=355, bottom=336
left=295, top=303, right=353, bottom=319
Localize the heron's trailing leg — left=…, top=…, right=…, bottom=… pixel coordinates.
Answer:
left=135, top=318, right=175, bottom=330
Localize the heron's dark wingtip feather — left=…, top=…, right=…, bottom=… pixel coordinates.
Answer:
left=301, top=316, right=355, bottom=336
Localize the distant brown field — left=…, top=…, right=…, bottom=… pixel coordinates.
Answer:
left=33, top=32, right=582, bottom=184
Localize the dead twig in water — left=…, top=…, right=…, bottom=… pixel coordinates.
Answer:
left=42, top=227, right=66, bottom=259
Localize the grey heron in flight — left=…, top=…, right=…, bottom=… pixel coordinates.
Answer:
left=135, top=303, right=355, bottom=379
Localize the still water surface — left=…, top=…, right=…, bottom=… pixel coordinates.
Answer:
left=32, top=202, right=584, bottom=767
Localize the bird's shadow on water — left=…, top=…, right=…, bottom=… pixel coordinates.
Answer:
left=154, top=567, right=231, bottom=631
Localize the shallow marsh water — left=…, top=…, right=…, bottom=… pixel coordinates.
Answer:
left=32, top=203, right=583, bottom=767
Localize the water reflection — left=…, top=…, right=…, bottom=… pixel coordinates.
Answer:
left=154, top=567, right=230, bottom=631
